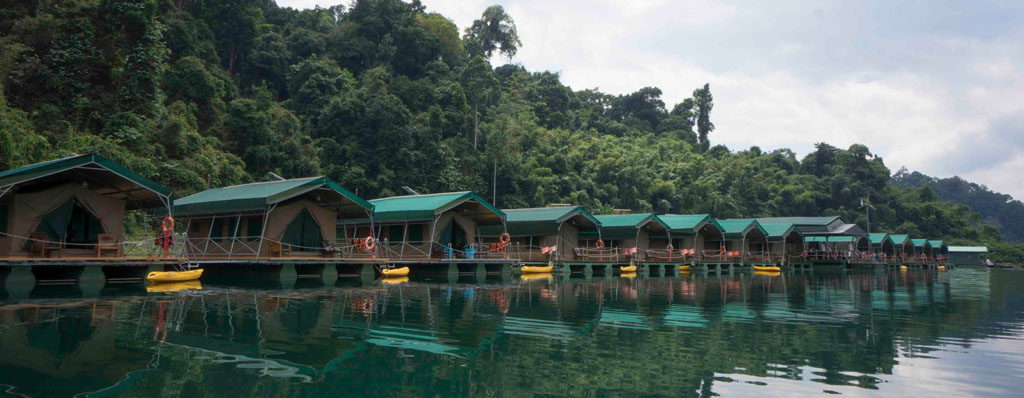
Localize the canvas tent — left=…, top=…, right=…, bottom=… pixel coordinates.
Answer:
left=590, top=213, right=670, bottom=261
left=349, top=191, right=506, bottom=260
left=717, top=219, right=770, bottom=262
left=173, top=177, right=372, bottom=260
left=0, top=154, right=172, bottom=257
left=656, top=214, right=725, bottom=256
left=948, top=246, right=987, bottom=266
left=478, top=206, right=600, bottom=261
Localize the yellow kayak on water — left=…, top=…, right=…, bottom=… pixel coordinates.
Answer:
left=147, top=280, right=202, bottom=293
left=620, top=265, right=637, bottom=272
left=521, top=265, right=554, bottom=273
left=381, top=266, right=410, bottom=277
left=937, top=265, right=946, bottom=270
left=900, top=265, right=908, bottom=270
left=752, top=265, right=781, bottom=272
left=678, top=264, right=691, bottom=271
left=147, top=269, right=203, bottom=284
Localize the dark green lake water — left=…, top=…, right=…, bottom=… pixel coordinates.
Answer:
left=0, top=268, right=1021, bottom=397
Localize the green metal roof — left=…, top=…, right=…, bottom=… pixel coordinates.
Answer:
left=0, top=153, right=172, bottom=208
left=890, top=234, right=911, bottom=245
left=948, top=246, right=988, bottom=253
left=828, top=236, right=859, bottom=243
left=594, top=213, right=661, bottom=229
left=717, top=219, right=769, bottom=240
left=479, top=206, right=599, bottom=237
left=911, top=239, right=931, bottom=248
left=869, top=233, right=893, bottom=245
left=760, top=223, right=802, bottom=240
left=370, top=191, right=505, bottom=222
left=755, top=216, right=843, bottom=226
left=928, top=240, right=946, bottom=248
left=806, top=236, right=828, bottom=243
left=656, top=214, right=724, bottom=234
left=174, top=177, right=371, bottom=216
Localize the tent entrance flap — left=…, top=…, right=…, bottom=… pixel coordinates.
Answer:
left=438, top=220, right=467, bottom=249
left=34, top=198, right=104, bottom=244
left=282, top=208, right=323, bottom=251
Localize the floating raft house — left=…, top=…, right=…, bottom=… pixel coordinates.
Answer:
left=0, top=154, right=172, bottom=260
left=172, top=176, right=372, bottom=261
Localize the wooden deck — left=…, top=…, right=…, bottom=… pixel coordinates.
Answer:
left=0, top=256, right=183, bottom=266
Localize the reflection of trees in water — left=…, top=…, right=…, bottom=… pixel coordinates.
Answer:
left=0, top=269, right=1016, bottom=396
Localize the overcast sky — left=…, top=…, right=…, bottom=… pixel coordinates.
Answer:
left=280, top=0, right=1024, bottom=200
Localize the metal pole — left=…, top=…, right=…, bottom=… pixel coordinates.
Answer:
left=227, top=214, right=241, bottom=260
left=254, top=203, right=277, bottom=262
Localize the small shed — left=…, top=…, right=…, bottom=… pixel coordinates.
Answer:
left=173, top=177, right=372, bottom=260
left=478, top=206, right=600, bottom=262
left=0, top=154, right=172, bottom=258
left=889, top=234, right=913, bottom=257
left=590, top=213, right=670, bottom=261
left=948, top=246, right=988, bottom=266
left=656, top=214, right=725, bottom=261
left=717, top=219, right=770, bottom=262
left=911, top=239, right=932, bottom=258
left=355, top=191, right=505, bottom=260
left=928, top=240, right=948, bottom=258
left=760, top=223, right=803, bottom=263
left=869, top=233, right=895, bottom=258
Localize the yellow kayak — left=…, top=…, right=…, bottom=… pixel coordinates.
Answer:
left=899, top=265, right=908, bottom=270
left=752, top=265, right=781, bottom=272
left=620, top=265, right=637, bottom=272
left=754, top=271, right=781, bottom=276
left=381, top=266, right=410, bottom=277
left=521, top=265, right=554, bottom=273
left=678, top=264, right=691, bottom=271
left=381, top=276, right=409, bottom=284
left=147, top=269, right=203, bottom=284
left=147, top=280, right=202, bottom=293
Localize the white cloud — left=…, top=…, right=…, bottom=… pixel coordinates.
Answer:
left=277, top=0, right=1024, bottom=200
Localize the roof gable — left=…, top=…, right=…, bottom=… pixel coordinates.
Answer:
left=0, top=153, right=172, bottom=209
left=370, top=191, right=504, bottom=222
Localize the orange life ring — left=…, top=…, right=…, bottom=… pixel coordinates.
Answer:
left=665, top=244, right=673, bottom=251
left=802, top=251, right=808, bottom=259
left=363, top=236, right=375, bottom=251
left=500, top=232, right=511, bottom=245
left=162, top=216, right=174, bottom=233
left=596, top=240, right=605, bottom=249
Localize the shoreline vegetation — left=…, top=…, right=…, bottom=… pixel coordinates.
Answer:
left=1, top=0, right=1022, bottom=264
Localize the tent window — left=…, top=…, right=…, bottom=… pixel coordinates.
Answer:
left=437, top=220, right=467, bottom=249
left=210, top=218, right=237, bottom=241
left=0, top=203, right=7, bottom=234
left=246, top=216, right=263, bottom=240
left=407, top=224, right=423, bottom=243
left=388, top=225, right=405, bottom=243
left=283, top=209, right=322, bottom=251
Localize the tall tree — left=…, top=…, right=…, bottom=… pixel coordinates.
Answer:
left=463, top=5, right=521, bottom=60
left=693, top=83, right=714, bottom=151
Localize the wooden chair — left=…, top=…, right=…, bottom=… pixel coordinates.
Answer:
left=269, top=241, right=291, bottom=257
left=29, top=232, right=62, bottom=258
left=96, top=234, right=121, bottom=258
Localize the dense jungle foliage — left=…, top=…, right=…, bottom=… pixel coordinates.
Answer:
left=0, top=0, right=1020, bottom=262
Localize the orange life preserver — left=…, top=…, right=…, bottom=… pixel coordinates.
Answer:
left=596, top=240, right=605, bottom=249
left=500, top=232, right=511, bottom=245
left=802, top=251, right=808, bottom=260
left=363, top=236, right=375, bottom=251
left=665, top=244, right=673, bottom=252
left=161, top=216, right=174, bottom=233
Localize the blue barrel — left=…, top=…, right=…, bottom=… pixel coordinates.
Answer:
left=466, top=247, right=475, bottom=259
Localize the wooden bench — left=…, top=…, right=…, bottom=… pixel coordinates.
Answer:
left=96, top=234, right=121, bottom=258
left=269, top=241, right=291, bottom=257
left=29, top=232, right=62, bottom=258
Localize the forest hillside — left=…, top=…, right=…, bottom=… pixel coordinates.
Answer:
left=1, top=0, right=1021, bottom=262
